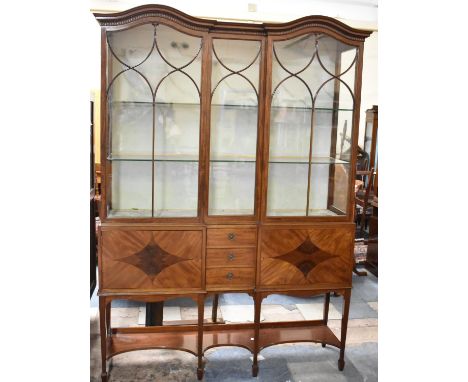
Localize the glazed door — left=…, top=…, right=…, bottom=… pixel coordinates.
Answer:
left=206, top=37, right=263, bottom=219
left=264, top=33, right=358, bottom=218
left=105, top=23, right=203, bottom=219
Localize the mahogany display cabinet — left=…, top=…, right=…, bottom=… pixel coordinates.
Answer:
left=94, top=5, right=371, bottom=381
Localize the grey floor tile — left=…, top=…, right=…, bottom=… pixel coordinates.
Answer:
left=164, top=297, right=198, bottom=307
left=331, top=300, right=378, bottom=319
left=220, top=293, right=255, bottom=305
left=263, top=294, right=323, bottom=305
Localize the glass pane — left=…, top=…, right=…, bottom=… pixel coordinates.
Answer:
left=110, top=102, right=152, bottom=160
left=209, top=162, right=256, bottom=215
left=154, top=162, right=198, bottom=217
left=210, top=104, right=257, bottom=161
left=107, top=23, right=202, bottom=218
left=154, top=103, right=200, bottom=160
left=267, top=163, right=308, bottom=216
left=316, top=36, right=357, bottom=76
left=267, top=33, right=356, bottom=217
left=209, top=39, right=261, bottom=216
left=110, top=161, right=152, bottom=217
left=334, top=110, right=354, bottom=162
left=308, top=163, right=349, bottom=216
left=269, top=100, right=311, bottom=163
left=331, top=163, right=350, bottom=214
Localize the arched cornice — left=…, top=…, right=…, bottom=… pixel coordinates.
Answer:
left=263, top=15, right=371, bottom=41
left=94, top=4, right=215, bottom=31
left=94, top=4, right=372, bottom=41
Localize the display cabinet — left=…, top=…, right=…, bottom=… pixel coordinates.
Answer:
left=364, top=105, right=378, bottom=171
left=94, top=5, right=370, bottom=381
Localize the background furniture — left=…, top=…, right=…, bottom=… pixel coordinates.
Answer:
left=363, top=105, right=378, bottom=172
left=355, top=168, right=375, bottom=233
left=365, top=196, right=378, bottom=276
left=90, top=100, right=97, bottom=298
left=94, top=5, right=370, bottom=381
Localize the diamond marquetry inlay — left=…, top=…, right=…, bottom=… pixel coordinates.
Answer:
left=277, top=236, right=338, bottom=278
left=118, top=239, right=189, bottom=281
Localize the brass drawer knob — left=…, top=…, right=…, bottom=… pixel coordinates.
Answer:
left=228, top=253, right=235, bottom=261
left=227, top=232, right=236, bottom=241
left=226, top=272, right=234, bottom=280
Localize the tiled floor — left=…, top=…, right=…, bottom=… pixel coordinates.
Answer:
left=90, top=268, right=377, bottom=381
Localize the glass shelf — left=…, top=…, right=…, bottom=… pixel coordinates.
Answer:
left=108, top=154, right=349, bottom=164
left=108, top=154, right=199, bottom=162
left=110, top=101, right=353, bottom=112
left=269, top=156, right=349, bottom=164
left=108, top=209, right=198, bottom=218
left=267, top=209, right=339, bottom=217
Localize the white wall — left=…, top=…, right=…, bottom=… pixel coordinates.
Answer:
left=359, top=31, right=378, bottom=146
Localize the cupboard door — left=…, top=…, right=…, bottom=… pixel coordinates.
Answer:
left=106, top=23, right=202, bottom=218
left=259, top=225, right=354, bottom=288
left=101, top=229, right=202, bottom=290
left=266, top=34, right=357, bottom=217
left=208, top=38, right=261, bottom=216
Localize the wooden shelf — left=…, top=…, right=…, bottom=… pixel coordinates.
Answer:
left=260, top=325, right=341, bottom=350
left=203, top=327, right=255, bottom=353
left=107, top=330, right=198, bottom=358
left=107, top=322, right=340, bottom=360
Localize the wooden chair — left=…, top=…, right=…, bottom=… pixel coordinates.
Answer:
left=355, top=167, right=375, bottom=233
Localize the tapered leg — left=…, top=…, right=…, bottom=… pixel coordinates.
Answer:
left=99, top=297, right=108, bottom=382
left=322, top=292, right=331, bottom=347
left=105, top=301, right=111, bottom=336
left=338, top=289, right=351, bottom=371
left=252, top=293, right=262, bottom=377
left=211, top=294, right=219, bottom=323
left=197, top=295, right=205, bottom=380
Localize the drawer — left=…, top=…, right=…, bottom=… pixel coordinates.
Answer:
left=207, top=248, right=256, bottom=268
left=206, top=267, right=255, bottom=288
left=207, top=227, right=257, bottom=248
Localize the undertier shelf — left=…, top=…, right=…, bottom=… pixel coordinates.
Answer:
left=107, top=330, right=198, bottom=358
left=107, top=323, right=340, bottom=359
left=259, top=326, right=340, bottom=350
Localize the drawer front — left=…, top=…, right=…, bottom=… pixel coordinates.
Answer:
left=206, top=267, right=255, bottom=288
left=207, top=248, right=256, bottom=268
left=259, top=225, right=354, bottom=288
left=207, top=227, right=257, bottom=248
left=101, top=229, right=202, bottom=290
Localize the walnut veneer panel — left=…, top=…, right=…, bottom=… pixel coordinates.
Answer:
left=259, top=225, right=354, bottom=288
left=206, top=267, right=255, bottom=288
left=206, top=248, right=256, bottom=268
left=207, top=227, right=257, bottom=248
left=101, top=230, right=202, bottom=290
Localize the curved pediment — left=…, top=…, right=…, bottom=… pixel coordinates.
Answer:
left=94, top=4, right=372, bottom=42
